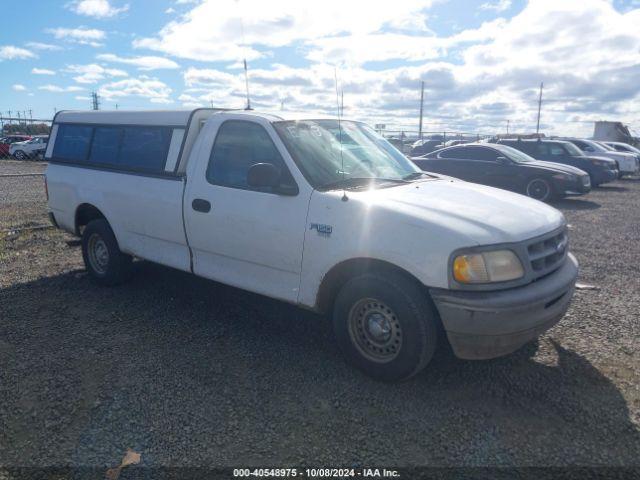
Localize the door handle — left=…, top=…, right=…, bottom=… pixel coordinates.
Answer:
left=192, top=198, right=211, bottom=213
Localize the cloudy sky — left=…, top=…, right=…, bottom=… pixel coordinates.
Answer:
left=2, top=0, right=640, bottom=135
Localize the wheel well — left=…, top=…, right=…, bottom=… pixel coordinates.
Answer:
left=315, top=258, right=429, bottom=314
left=75, top=203, right=106, bottom=235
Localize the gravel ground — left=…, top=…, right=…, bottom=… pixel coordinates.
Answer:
left=0, top=161, right=639, bottom=472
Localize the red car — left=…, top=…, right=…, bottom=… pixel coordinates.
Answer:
left=0, top=135, right=32, bottom=157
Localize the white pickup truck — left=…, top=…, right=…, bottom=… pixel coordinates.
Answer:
left=45, top=109, right=578, bottom=381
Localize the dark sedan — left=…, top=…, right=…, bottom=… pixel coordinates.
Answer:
left=493, top=139, right=618, bottom=186
left=412, top=143, right=591, bottom=202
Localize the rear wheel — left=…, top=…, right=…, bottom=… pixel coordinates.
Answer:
left=81, top=219, right=132, bottom=286
left=526, top=178, right=553, bottom=202
left=13, top=150, right=26, bottom=160
left=333, top=270, right=438, bottom=381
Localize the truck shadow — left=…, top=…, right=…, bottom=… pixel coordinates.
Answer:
left=1, top=262, right=639, bottom=467
left=595, top=185, right=628, bottom=192
left=549, top=198, right=600, bottom=211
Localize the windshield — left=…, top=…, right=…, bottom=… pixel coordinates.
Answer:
left=493, top=144, right=535, bottom=163
left=273, top=120, right=420, bottom=189
left=563, top=142, right=584, bottom=156
left=596, top=142, right=615, bottom=151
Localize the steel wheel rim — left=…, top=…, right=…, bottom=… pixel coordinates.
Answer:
left=87, top=233, right=109, bottom=275
left=347, top=298, right=402, bottom=363
left=527, top=179, right=550, bottom=201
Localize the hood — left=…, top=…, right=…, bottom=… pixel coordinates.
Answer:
left=598, top=151, right=636, bottom=160
left=522, top=160, right=587, bottom=176
left=354, top=177, right=565, bottom=246
left=581, top=155, right=617, bottom=166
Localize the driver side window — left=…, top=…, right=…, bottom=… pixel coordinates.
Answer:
left=206, top=120, right=296, bottom=193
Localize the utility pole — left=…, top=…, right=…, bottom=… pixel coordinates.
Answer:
left=506, top=119, right=510, bottom=134
left=418, top=80, right=425, bottom=141
left=91, top=91, right=100, bottom=110
left=341, top=89, right=344, bottom=117
left=536, top=82, right=543, bottom=135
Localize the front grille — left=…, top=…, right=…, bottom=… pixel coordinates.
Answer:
left=526, top=228, right=568, bottom=279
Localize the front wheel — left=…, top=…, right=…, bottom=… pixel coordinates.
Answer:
left=333, top=271, right=438, bottom=381
left=81, top=219, right=133, bottom=286
left=526, top=178, right=553, bottom=202
left=13, top=150, right=26, bottom=160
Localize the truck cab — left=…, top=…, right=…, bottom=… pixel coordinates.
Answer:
left=45, top=109, right=579, bottom=381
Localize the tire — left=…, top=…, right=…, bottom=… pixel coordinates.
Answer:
left=333, top=270, right=438, bottom=381
left=81, top=219, right=133, bottom=286
left=13, top=150, right=26, bottom=160
left=525, top=177, right=554, bottom=202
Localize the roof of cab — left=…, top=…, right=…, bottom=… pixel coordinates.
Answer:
left=53, top=108, right=344, bottom=126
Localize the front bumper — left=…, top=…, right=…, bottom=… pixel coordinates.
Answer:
left=556, top=175, right=591, bottom=195
left=430, top=253, right=578, bottom=360
left=592, top=168, right=618, bottom=185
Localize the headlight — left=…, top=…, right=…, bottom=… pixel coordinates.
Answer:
left=590, top=159, right=608, bottom=166
left=552, top=173, right=573, bottom=181
left=453, top=250, right=524, bottom=284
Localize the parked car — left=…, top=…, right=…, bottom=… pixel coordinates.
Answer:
left=9, top=135, right=49, bottom=160
left=410, top=139, right=443, bottom=156
left=412, top=143, right=591, bottom=202
left=559, top=138, right=639, bottom=177
left=0, top=135, right=32, bottom=157
left=603, top=141, right=640, bottom=158
left=45, top=109, right=578, bottom=381
left=493, top=139, right=618, bottom=186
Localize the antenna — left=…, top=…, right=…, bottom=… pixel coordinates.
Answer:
left=536, top=82, right=543, bottom=134
left=237, top=2, right=252, bottom=110
left=334, top=67, right=347, bottom=202
left=243, top=59, right=252, bottom=110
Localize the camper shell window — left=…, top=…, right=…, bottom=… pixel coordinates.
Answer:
left=51, top=123, right=175, bottom=175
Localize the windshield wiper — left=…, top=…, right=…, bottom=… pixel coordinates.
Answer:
left=318, top=177, right=409, bottom=191
left=402, top=171, right=431, bottom=180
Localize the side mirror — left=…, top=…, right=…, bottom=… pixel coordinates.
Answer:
left=496, top=156, right=509, bottom=165
left=247, top=162, right=298, bottom=196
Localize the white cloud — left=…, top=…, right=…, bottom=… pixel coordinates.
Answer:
left=68, top=0, right=129, bottom=18
left=172, top=0, right=640, bottom=137
left=479, top=0, right=512, bottom=12
left=66, top=63, right=128, bottom=83
left=32, top=68, right=56, bottom=75
left=134, top=0, right=435, bottom=62
left=12, top=84, right=28, bottom=92
left=98, top=77, right=173, bottom=104
left=26, top=42, right=63, bottom=51
left=47, top=27, right=106, bottom=47
left=96, top=53, right=179, bottom=70
left=0, top=45, right=36, bottom=60
left=38, top=84, right=85, bottom=92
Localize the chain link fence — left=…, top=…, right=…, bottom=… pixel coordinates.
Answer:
left=1, top=116, right=52, bottom=160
